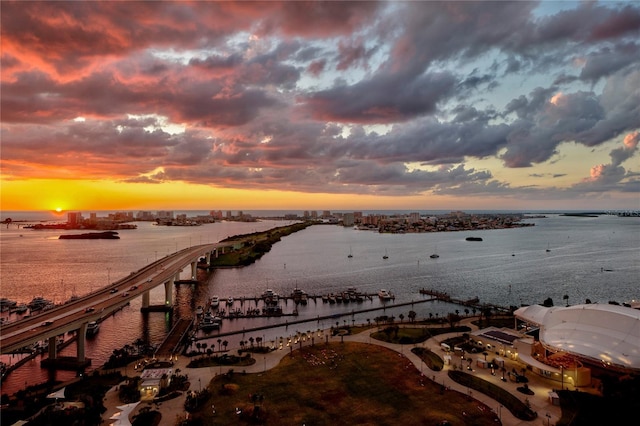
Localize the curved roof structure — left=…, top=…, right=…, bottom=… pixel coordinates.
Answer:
left=514, top=304, right=640, bottom=372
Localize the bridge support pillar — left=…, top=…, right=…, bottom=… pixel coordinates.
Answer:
left=77, top=323, right=87, bottom=362
left=142, top=291, right=150, bottom=309
left=48, top=336, right=58, bottom=360
left=206, top=251, right=212, bottom=264
left=190, top=261, right=197, bottom=279
left=164, top=280, right=173, bottom=308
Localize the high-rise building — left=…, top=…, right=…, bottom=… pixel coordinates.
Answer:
left=67, top=212, right=82, bottom=225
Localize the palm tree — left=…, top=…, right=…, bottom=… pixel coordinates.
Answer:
left=464, top=308, right=469, bottom=316
left=256, top=336, right=263, bottom=347
left=201, top=343, right=208, bottom=357
left=399, top=313, right=404, bottom=323
left=222, top=340, right=228, bottom=352
left=217, top=339, right=222, bottom=352
left=196, top=342, right=202, bottom=354
left=563, top=294, right=569, bottom=306
left=408, top=311, right=416, bottom=323
left=249, top=337, right=254, bottom=347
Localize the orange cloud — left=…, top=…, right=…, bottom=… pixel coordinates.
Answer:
left=623, top=131, right=639, bottom=150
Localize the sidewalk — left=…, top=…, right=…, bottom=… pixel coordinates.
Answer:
left=101, top=318, right=563, bottom=426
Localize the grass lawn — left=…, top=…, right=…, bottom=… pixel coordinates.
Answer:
left=188, top=342, right=499, bottom=426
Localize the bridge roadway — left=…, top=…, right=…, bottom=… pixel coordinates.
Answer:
left=0, top=243, right=228, bottom=359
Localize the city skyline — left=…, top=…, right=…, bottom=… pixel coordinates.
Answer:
left=1, top=1, right=639, bottom=212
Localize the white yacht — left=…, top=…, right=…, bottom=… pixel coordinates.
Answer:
left=86, top=321, right=100, bottom=337
left=210, top=295, right=220, bottom=309
left=378, top=289, right=392, bottom=301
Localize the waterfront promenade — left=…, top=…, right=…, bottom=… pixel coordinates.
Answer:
left=100, top=317, right=564, bottom=426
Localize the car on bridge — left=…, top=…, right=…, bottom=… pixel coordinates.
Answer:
left=110, top=288, right=118, bottom=294
left=85, top=307, right=95, bottom=313
left=41, top=320, right=54, bottom=326
left=129, top=285, right=138, bottom=291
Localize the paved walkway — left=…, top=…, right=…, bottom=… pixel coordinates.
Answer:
left=101, top=318, right=565, bottom=426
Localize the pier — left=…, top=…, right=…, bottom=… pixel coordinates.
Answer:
left=419, top=288, right=511, bottom=313
left=154, top=318, right=193, bottom=359
left=190, top=297, right=437, bottom=341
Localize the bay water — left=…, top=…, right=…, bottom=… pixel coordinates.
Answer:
left=1, top=212, right=638, bottom=395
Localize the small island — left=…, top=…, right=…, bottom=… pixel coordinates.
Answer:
left=59, top=231, right=120, bottom=240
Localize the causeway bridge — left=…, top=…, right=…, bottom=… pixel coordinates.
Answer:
left=0, top=243, right=232, bottom=368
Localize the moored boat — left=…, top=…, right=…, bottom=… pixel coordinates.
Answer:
left=262, top=289, right=279, bottom=305
left=27, top=297, right=53, bottom=311
left=291, top=288, right=308, bottom=305
left=86, top=321, right=100, bottom=337
left=0, top=298, right=17, bottom=312
left=199, top=312, right=222, bottom=331
left=378, top=289, right=393, bottom=301
left=11, top=303, right=28, bottom=314
left=210, top=295, right=220, bottom=309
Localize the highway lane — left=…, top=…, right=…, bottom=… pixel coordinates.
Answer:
left=0, top=243, right=225, bottom=354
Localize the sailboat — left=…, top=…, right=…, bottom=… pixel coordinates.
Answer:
left=430, top=245, right=439, bottom=258
left=382, top=249, right=389, bottom=260
left=348, top=246, right=353, bottom=258
left=546, top=243, right=551, bottom=252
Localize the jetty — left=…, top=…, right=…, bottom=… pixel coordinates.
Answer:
left=190, top=297, right=437, bottom=342
left=419, top=288, right=510, bottom=313
left=154, top=318, right=193, bottom=359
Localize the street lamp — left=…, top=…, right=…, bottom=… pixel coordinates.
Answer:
left=107, top=267, right=111, bottom=286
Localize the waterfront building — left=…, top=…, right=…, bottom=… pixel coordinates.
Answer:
left=409, top=212, right=421, bottom=223
left=67, top=211, right=82, bottom=225
left=343, top=213, right=355, bottom=227
left=136, top=211, right=155, bottom=221
left=139, top=366, right=173, bottom=401
left=512, top=304, right=640, bottom=386
left=156, top=210, right=174, bottom=220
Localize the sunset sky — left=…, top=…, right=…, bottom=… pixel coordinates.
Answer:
left=1, top=1, right=639, bottom=212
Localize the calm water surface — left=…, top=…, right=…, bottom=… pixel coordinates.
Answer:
left=1, top=213, right=638, bottom=395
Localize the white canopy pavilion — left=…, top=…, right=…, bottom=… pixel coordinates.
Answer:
left=514, top=303, right=640, bottom=372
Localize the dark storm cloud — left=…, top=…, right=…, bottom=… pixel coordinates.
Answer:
left=500, top=68, right=640, bottom=168
left=2, top=0, right=639, bottom=204
left=579, top=42, right=640, bottom=84
left=301, top=71, right=457, bottom=123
